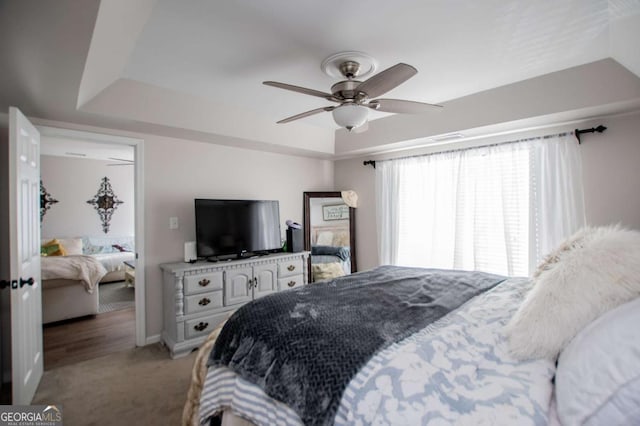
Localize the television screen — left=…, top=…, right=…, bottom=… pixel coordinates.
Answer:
left=195, top=199, right=281, bottom=258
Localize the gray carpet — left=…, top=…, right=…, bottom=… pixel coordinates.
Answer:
left=99, top=282, right=135, bottom=313
left=33, top=343, right=196, bottom=426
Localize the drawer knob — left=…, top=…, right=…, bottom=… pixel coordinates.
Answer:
left=198, top=297, right=211, bottom=306
left=287, top=280, right=296, bottom=288
left=199, top=278, right=211, bottom=287
left=287, top=265, right=295, bottom=272
left=194, top=322, right=209, bottom=332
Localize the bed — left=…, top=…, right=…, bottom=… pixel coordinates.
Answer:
left=187, top=225, right=640, bottom=426
left=41, top=255, right=107, bottom=324
left=40, top=236, right=135, bottom=323
left=92, top=251, right=136, bottom=282
left=81, top=235, right=136, bottom=282
left=310, top=225, right=352, bottom=280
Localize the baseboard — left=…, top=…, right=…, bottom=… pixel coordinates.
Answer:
left=145, top=334, right=161, bottom=345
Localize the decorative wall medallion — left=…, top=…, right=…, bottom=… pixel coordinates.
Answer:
left=40, top=180, right=59, bottom=222
left=87, top=177, right=124, bottom=233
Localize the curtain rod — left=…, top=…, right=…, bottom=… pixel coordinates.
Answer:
left=574, top=125, right=607, bottom=144
left=363, top=125, right=606, bottom=168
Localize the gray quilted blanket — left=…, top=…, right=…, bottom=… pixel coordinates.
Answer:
left=208, top=266, right=505, bottom=425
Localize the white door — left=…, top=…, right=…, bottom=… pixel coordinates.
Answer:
left=9, top=107, right=43, bottom=404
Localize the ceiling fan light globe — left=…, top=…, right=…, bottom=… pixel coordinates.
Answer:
left=332, top=104, right=369, bottom=130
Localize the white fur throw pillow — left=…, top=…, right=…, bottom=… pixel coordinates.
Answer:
left=505, top=225, right=640, bottom=360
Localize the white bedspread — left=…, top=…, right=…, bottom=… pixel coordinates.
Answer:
left=199, top=277, right=556, bottom=425
left=41, top=255, right=107, bottom=293
left=91, top=251, right=135, bottom=273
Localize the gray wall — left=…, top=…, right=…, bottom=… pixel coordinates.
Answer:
left=143, top=135, right=334, bottom=338
left=335, top=111, right=640, bottom=271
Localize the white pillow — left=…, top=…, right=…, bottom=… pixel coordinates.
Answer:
left=315, top=231, right=334, bottom=246
left=57, top=238, right=83, bottom=256
left=556, top=296, right=640, bottom=426
left=505, top=225, right=640, bottom=360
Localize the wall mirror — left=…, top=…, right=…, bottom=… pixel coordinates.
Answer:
left=303, top=191, right=356, bottom=283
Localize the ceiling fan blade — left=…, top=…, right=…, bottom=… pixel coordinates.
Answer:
left=369, top=98, right=443, bottom=114
left=263, top=81, right=339, bottom=102
left=277, top=106, right=335, bottom=124
left=355, top=63, right=417, bottom=98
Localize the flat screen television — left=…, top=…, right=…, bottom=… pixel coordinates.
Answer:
left=195, top=199, right=282, bottom=259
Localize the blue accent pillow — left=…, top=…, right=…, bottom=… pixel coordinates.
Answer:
left=311, top=245, right=350, bottom=261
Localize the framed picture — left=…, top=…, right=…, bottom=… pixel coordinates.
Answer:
left=322, top=204, right=349, bottom=221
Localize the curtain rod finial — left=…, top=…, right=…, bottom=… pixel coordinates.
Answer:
left=575, top=124, right=607, bottom=144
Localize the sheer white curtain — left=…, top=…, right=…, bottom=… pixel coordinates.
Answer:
left=375, top=160, right=402, bottom=265
left=375, top=133, right=585, bottom=276
left=529, top=134, right=586, bottom=271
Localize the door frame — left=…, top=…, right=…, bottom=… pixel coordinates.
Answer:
left=38, top=126, right=146, bottom=346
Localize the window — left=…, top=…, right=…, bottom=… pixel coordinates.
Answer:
left=376, top=134, right=585, bottom=277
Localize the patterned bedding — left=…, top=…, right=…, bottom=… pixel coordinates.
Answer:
left=200, top=275, right=556, bottom=425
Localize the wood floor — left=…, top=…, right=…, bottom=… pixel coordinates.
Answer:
left=43, top=307, right=135, bottom=370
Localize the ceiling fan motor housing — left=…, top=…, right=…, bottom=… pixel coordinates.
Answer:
left=331, top=80, right=367, bottom=103
left=339, top=61, right=361, bottom=79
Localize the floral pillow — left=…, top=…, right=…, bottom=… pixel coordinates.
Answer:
left=312, top=262, right=346, bottom=282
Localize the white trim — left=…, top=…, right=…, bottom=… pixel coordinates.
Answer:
left=133, top=141, right=146, bottom=347
left=37, top=125, right=142, bottom=146
left=145, top=334, right=161, bottom=345
left=37, top=126, right=147, bottom=346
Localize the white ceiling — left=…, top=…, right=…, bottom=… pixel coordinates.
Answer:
left=1, top=0, right=639, bottom=157
left=124, top=0, right=611, bottom=126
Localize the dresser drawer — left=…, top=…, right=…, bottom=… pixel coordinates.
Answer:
left=185, top=311, right=229, bottom=339
left=278, top=259, right=304, bottom=278
left=184, top=271, right=223, bottom=295
left=184, top=291, right=223, bottom=315
left=278, top=274, right=304, bottom=291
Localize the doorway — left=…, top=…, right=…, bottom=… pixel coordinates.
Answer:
left=38, top=127, right=145, bottom=368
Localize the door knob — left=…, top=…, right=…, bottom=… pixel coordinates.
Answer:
left=20, top=277, right=35, bottom=288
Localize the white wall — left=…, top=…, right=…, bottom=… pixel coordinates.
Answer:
left=580, top=112, right=640, bottom=228
left=40, top=156, right=135, bottom=239
left=334, top=160, right=378, bottom=271
left=335, top=111, right=640, bottom=271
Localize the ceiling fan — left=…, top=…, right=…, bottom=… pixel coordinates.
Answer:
left=263, top=53, right=442, bottom=132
